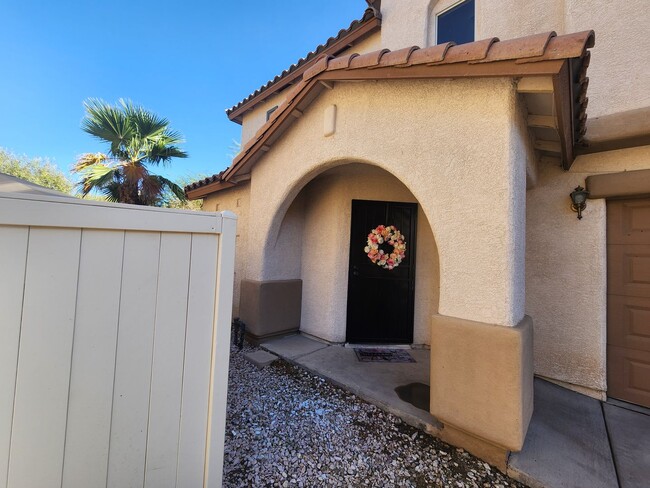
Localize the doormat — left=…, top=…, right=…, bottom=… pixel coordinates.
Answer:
left=354, top=348, right=415, bottom=363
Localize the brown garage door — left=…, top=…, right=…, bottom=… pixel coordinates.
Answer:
left=607, top=198, right=650, bottom=408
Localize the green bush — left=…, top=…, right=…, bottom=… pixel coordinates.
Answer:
left=0, top=148, right=73, bottom=194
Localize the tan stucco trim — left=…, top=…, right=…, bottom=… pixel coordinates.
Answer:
left=239, top=279, right=302, bottom=340
left=438, top=424, right=509, bottom=472
left=430, top=314, right=534, bottom=452
left=578, top=107, right=650, bottom=155
left=586, top=168, right=650, bottom=200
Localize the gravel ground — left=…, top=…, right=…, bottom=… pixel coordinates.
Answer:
left=223, top=345, right=527, bottom=488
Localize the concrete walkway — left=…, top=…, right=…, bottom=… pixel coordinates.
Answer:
left=260, top=333, right=650, bottom=488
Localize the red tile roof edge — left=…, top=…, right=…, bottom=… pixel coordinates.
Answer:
left=225, top=7, right=381, bottom=123
left=187, top=30, right=595, bottom=198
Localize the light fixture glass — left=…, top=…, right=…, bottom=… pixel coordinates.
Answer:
left=570, top=186, right=589, bottom=220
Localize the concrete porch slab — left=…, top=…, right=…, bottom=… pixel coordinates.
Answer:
left=603, top=402, right=650, bottom=488
left=508, top=379, right=618, bottom=488
left=260, top=333, right=329, bottom=359
left=291, top=343, right=440, bottom=433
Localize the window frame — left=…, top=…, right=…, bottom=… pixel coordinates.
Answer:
left=434, top=0, right=476, bottom=46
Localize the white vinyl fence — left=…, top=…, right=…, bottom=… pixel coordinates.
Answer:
left=0, top=190, right=236, bottom=488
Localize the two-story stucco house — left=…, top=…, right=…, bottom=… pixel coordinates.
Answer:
left=186, top=0, right=650, bottom=466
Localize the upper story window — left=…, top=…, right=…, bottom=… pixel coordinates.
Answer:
left=436, top=0, right=475, bottom=45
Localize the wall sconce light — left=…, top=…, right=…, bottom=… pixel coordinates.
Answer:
left=570, top=186, right=589, bottom=220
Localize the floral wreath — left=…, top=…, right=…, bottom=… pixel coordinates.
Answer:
left=364, top=225, right=406, bottom=270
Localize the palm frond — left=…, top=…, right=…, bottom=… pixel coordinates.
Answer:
left=100, top=182, right=122, bottom=203
left=156, top=175, right=187, bottom=202
left=147, top=142, right=189, bottom=166
left=73, top=152, right=108, bottom=172
left=76, top=164, right=119, bottom=197
left=81, top=99, right=133, bottom=150
left=120, top=99, right=169, bottom=140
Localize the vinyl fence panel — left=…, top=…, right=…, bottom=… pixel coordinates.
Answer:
left=0, top=227, right=29, bottom=487
left=0, top=192, right=236, bottom=488
left=62, top=230, right=125, bottom=488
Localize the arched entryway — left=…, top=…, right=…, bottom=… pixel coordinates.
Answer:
left=263, top=161, right=439, bottom=345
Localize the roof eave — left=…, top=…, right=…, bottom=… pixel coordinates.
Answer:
left=225, top=58, right=569, bottom=181
left=226, top=17, right=381, bottom=124
left=190, top=30, right=594, bottom=197
left=186, top=180, right=236, bottom=200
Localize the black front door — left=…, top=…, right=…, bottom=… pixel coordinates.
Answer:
left=346, top=200, right=417, bottom=344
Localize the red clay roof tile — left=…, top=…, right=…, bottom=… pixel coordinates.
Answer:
left=188, top=30, right=596, bottom=197
left=375, top=46, right=420, bottom=68
left=516, top=30, right=595, bottom=63
left=474, top=32, right=555, bottom=63
left=304, top=55, right=333, bottom=80
left=328, top=53, right=360, bottom=70
left=408, top=42, right=454, bottom=66
left=348, top=49, right=390, bottom=69
left=432, top=37, right=499, bottom=64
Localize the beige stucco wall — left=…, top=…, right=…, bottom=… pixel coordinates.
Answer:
left=526, top=145, right=650, bottom=397
left=380, top=0, right=650, bottom=118
left=241, top=91, right=288, bottom=146
left=204, top=183, right=250, bottom=317
left=289, top=163, right=438, bottom=344
left=339, top=31, right=381, bottom=58
left=244, top=78, right=527, bottom=328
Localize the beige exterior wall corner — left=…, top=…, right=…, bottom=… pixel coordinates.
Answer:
left=380, top=0, right=432, bottom=50
left=430, top=314, right=534, bottom=452
left=203, top=183, right=251, bottom=317
left=239, top=279, right=302, bottom=340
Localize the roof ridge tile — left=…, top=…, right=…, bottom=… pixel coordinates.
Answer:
left=375, top=46, right=420, bottom=68
left=472, top=31, right=556, bottom=64
left=430, top=37, right=499, bottom=64
left=408, top=42, right=455, bottom=65
left=348, top=48, right=390, bottom=69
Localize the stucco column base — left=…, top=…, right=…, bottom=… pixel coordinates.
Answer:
left=239, top=279, right=302, bottom=340
left=438, top=424, right=510, bottom=472
left=430, top=314, right=534, bottom=455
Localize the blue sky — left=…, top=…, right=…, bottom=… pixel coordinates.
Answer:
left=0, top=0, right=365, bottom=183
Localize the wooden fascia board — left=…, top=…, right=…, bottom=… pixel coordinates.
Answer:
left=552, top=60, right=575, bottom=169
left=318, top=59, right=565, bottom=82
left=223, top=79, right=322, bottom=181
left=576, top=106, right=650, bottom=155
left=186, top=180, right=236, bottom=200
left=227, top=18, right=381, bottom=124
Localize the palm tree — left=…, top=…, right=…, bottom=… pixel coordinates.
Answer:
left=73, top=98, right=188, bottom=205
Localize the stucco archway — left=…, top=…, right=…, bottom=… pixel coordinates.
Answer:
left=263, top=161, right=440, bottom=344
